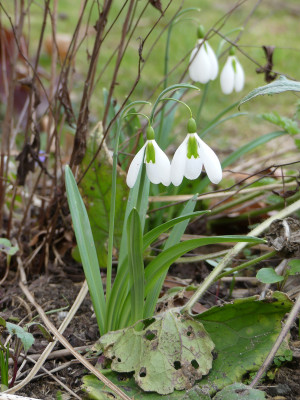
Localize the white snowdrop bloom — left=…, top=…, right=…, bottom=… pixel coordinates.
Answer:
left=171, top=119, right=222, bottom=186
left=220, top=55, right=245, bottom=95
left=189, top=39, right=219, bottom=84
left=126, top=127, right=171, bottom=188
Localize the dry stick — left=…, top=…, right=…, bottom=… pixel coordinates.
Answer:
left=182, top=198, right=300, bottom=313
left=17, top=354, right=82, bottom=400
left=0, top=395, right=41, bottom=400
left=16, top=281, right=132, bottom=400
left=69, top=0, right=113, bottom=167
left=148, top=181, right=296, bottom=203
left=4, top=266, right=89, bottom=395
left=250, top=292, right=300, bottom=387
left=102, top=0, right=136, bottom=129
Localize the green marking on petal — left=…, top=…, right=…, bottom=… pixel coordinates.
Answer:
left=146, top=141, right=156, bottom=163
left=232, top=57, right=237, bottom=73
left=187, top=135, right=199, bottom=159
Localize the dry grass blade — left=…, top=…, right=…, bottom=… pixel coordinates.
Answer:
left=4, top=262, right=89, bottom=395
left=0, top=395, right=42, bottom=400
left=15, top=279, right=132, bottom=400
left=148, top=181, right=297, bottom=203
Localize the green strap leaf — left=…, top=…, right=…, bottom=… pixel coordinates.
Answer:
left=144, top=236, right=265, bottom=318
left=65, top=165, right=106, bottom=334
left=239, top=75, right=300, bottom=108
left=127, top=208, right=145, bottom=324
left=144, top=195, right=200, bottom=318
left=143, top=210, right=210, bottom=251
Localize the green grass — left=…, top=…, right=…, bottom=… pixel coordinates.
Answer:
left=3, top=0, right=300, bottom=152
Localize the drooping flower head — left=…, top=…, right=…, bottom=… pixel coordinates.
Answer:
left=126, top=126, right=171, bottom=188
left=220, top=47, right=245, bottom=95
left=189, top=25, right=219, bottom=84
left=171, top=118, right=222, bottom=186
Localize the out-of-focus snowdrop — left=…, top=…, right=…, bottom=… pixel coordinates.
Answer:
left=189, top=25, right=219, bottom=84
left=220, top=48, right=245, bottom=94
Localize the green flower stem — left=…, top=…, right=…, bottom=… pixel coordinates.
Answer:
left=182, top=198, right=300, bottom=314
left=163, top=7, right=201, bottom=90
left=150, top=83, right=200, bottom=125
left=106, top=101, right=150, bottom=302
left=161, top=97, right=193, bottom=118
left=136, top=164, right=146, bottom=214
left=196, top=81, right=209, bottom=123
left=215, top=250, right=277, bottom=281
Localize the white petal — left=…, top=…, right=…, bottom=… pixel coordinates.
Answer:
left=197, top=137, right=222, bottom=184
left=220, top=56, right=235, bottom=95
left=146, top=141, right=171, bottom=186
left=205, top=41, right=219, bottom=80
left=170, top=136, right=188, bottom=186
left=234, top=57, right=245, bottom=92
left=126, top=143, right=146, bottom=188
left=189, top=40, right=211, bottom=84
left=184, top=156, right=202, bottom=180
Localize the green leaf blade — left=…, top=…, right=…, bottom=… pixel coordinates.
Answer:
left=65, top=165, right=106, bottom=334
left=127, top=208, right=145, bottom=324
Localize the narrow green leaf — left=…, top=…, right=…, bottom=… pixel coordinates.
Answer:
left=256, top=267, right=284, bottom=284
left=195, top=130, right=287, bottom=193
left=143, top=196, right=201, bottom=318
left=200, top=112, right=247, bottom=138
left=144, top=236, right=265, bottom=318
left=222, top=130, right=286, bottom=169
left=106, top=165, right=150, bottom=331
left=239, top=75, right=300, bottom=108
left=143, top=210, right=210, bottom=251
left=127, top=209, right=144, bottom=324
left=65, top=165, right=106, bottom=334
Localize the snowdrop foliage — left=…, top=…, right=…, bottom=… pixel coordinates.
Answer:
left=220, top=54, right=245, bottom=95
left=189, top=26, right=218, bottom=84
left=171, top=118, right=222, bottom=186
left=126, top=126, right=171, bottom=188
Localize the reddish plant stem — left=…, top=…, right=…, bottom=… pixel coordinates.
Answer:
left=0, top=0, right=25, bottom=233
left=69, top=0, right=113, bottom=167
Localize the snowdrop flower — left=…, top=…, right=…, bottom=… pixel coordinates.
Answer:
left=171, top=118, right=222, bottom=186
left=220, top=49, right=245, bottom=94
left=126, top=126, right=171, bottom=188
left=189, top=26, right=219, bottom=84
